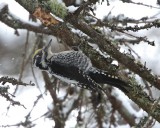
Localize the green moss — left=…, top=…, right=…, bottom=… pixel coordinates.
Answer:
left=47, top=0, right=68, bottom=19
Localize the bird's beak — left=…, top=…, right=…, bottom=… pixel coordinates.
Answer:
left=43, top=39, right=52, bottom=52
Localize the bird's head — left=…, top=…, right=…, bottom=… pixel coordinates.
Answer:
left=32, top=39, right=52, bottom=70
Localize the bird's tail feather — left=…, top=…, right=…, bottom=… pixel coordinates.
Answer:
left=88, top=68, right=129, bottom=93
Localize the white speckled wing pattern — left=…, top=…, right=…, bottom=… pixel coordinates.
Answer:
left=50, top=51, right=92, bottom=72
left=47, top=53, right=104, bottom=92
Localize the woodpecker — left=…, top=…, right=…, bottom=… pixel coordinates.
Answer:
left=32, top=39, right=128, bottom=93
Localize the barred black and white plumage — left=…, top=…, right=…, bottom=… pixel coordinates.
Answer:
left=32, top=40, right=128, bottom=93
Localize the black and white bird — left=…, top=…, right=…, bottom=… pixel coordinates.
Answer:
left=32, top=40, right=128, bottom=93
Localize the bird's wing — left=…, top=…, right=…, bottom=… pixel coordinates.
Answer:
left=50, top=51, right=92, bottom=72
left=48, top=60, right=103, bottom=92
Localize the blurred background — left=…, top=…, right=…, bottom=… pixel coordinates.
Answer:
left=0, top=0, right=160, bottom=128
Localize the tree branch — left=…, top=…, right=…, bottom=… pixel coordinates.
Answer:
left=0, top=4, right=53, bottom=35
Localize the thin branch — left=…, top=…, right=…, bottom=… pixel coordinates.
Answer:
left=19, top=31, right=30, bottom=82
left=0, top=4, right=53, bottom=35
left=120, top=0, right=160, bottom=9
left=0, top=76, right=34, bottom=86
